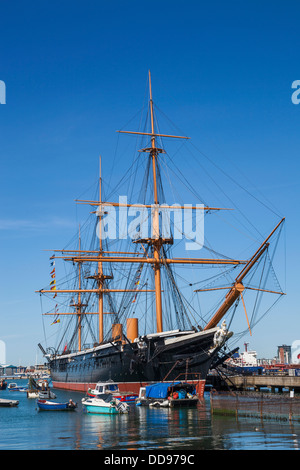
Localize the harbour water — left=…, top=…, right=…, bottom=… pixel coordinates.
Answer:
left=0, top=379, right=299, bottom=451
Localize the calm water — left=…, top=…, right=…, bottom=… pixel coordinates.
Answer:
left=0, top=379, right=299, bottom=451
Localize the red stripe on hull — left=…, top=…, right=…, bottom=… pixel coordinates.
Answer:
left=52, top=380, right=206, bottom=397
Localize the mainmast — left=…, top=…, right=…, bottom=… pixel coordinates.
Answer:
left=98, top=157, right=104, bottom=342
left=149, top=71, right=163, bottom=332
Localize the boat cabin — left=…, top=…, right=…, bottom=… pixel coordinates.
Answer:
left=95, top=382, right=119, bottom=394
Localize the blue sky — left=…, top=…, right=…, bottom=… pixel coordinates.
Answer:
left=0, top=0, right=299, bottom=365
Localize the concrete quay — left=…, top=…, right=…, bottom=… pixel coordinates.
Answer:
left=225, top=375, right=300, bottom=393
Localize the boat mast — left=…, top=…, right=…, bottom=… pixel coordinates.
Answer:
left=98, top=157, right=104, bottom=343
left=149, top=71, right=163, bottom=333
left=69, top=225, right=87, bottom=351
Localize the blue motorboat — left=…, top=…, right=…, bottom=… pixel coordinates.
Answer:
left=37, top=399, right=77, bottom=411
left=8, top=382, right=27, bottom=392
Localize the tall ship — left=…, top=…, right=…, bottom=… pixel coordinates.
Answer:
left=37, top=72, right=285, bottom=395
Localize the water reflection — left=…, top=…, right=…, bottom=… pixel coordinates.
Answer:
left=0, top=382, right=299, bottom=450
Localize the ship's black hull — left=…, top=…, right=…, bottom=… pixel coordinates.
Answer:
left=48, top=327, right=227, bottom=396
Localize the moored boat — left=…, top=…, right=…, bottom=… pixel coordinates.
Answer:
left=86, top=381, right=137, bottom=402
left=0, top=398, right=19, bottom=407
left=136, top=381, right=198, bottom=407
left=8, top=383, right=27, bottom=392
left=37, top=399, right=77, bottom=411
left=38, top=390, right=57, bottom=399
left=27, top=377, right=56, bottom=399
left=82, top=394, right=129, bottom=414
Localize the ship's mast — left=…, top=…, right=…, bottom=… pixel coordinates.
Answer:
left=69, top=224, right=88, bottom=351
left=149, top=71, right=163, bottom=332
left=98, top=157, right=104, bottom=343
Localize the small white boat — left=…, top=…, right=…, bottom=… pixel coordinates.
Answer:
left=28, top=389, right=56, bottom=399
left=7, top=383, right=17, bottom=389
left=0, top=398, right=19, bottom=407
left=38, top=390, right=56, bottom=399
left=82, top=393, right=129, bottom=414
left=27, top=390, right=39, bottom=399
left=7, top=383, right=27, bottom=392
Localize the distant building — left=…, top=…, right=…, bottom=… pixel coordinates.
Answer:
left=277, top=345, right=291, bottom=364
left=0, top=364, right=18, bottom=376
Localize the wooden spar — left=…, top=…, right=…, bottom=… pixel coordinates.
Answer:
left=43, top=312, right=116, bottom=316
left=203, top=218, right=285, bottom=331
left=240, top=292, right=252, bottom=336
left=37, top=289, right=156, bottom=293
left=203, top=246, right=269, bottom=331
left=244, top=287, right=286, bottom=295
left=203, top=282, right=245, bottom=331
left=117, top=131, right=189, bottom=139
left=235, top=217, right=285, bottom=284
left=45, top=249, right=148, bottom=255
left=195, top=286, right=285, bottom=295
left=58, top=256, right=246, bottom=265
left=75, top=199, right=231, bottom=211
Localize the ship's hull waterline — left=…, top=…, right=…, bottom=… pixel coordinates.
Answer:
left=48, top=327, right=226, bottom=397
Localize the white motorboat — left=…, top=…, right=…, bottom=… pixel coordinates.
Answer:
left=7, top=383, right=27, bottom=392
left=0, top=398, right=19, bottom=407
left=86, top=381, right=137, bottom=402
left=82, top=393, right=129, bottom=414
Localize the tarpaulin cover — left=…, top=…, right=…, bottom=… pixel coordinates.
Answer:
left=145, top=382, right=182, bottom=399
